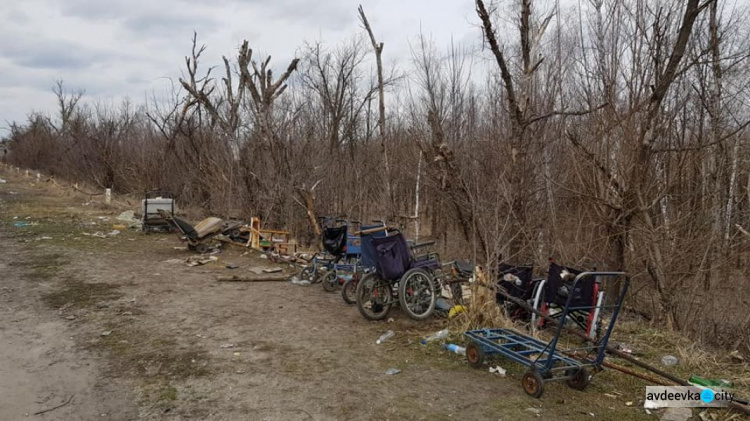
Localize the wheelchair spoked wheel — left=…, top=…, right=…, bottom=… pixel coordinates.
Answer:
left=341, top=278, right=357, bottom=305
left=321, top=271, right=339, bottom=292
left=299, top=266, right=316, bottom=283
left=398, top=268, right=437, bottom=321
left=356, top=273, right=393, bottom=321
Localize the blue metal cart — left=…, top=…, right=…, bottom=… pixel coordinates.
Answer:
left=464, top=271, right=629, bottom=398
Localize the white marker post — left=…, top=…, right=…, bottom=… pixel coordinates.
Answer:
left=105, top=188, right=112, bottom=205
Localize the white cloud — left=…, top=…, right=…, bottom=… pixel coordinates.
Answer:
left=0, top=0, right=482, bottom=133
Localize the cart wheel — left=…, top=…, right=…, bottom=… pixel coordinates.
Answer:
left=565, top=367, right=590, bottom=391
left=466, top=342, right=485, bottom=368
left=322, top=271, right=338, bottom=293
left=195, top=243, right=209, bottom=254
left=355, top=273, right=392, bottom=321
left=341, top=278, right=358, bottom=305
left=522, top=370, right=545, bottom=398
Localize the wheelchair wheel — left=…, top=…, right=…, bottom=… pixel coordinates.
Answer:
left=450, top=282, right=464, bottom=305
left=565, top=367, right=590, bottom=391
left=341, top=278, right=357, bottom=305
left=356, top=273, right=392, bottom=321
left=299, top=266, right=316, bottom=283
left=398, top=268, right=437, bottom=321
left=322, top=271, right=338, bottom=292
left=195, top=243, right=209, bottom=254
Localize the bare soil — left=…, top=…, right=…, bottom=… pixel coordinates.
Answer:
left=0, top=167, right=691, bottom=420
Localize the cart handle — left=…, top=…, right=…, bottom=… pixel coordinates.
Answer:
left=544, top=271, right=628, bottom=371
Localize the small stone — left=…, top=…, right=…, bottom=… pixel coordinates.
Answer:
left=100, top=331, right=112, bottom=336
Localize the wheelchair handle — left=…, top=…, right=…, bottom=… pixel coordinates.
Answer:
left=411, top=240, right=436, bottom=250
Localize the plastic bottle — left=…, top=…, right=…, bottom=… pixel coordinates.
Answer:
left=689, top=375, right=733, bottom=388
left=661, top=355, right=679, bottom=366
left=443, top=344, right=466, bottom=355
left=421, top=329, right=450, bottom=345
left=376, top=330, right=394, bottom=345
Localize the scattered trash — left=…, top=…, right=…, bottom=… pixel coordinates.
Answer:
left=660, top=407, right=692, bottom=421
left=65, top=315, right=76, bottom=320
left=260, top=254, right=268, bottom=260
left=489, top=365, right=507, bottom=376
left=661, top=355, right=679, bottom=366
left=233, top=352, right=241, bottom=357
left=173, top=246, right=188, bottom=251
left=13, top=221, right=34, bottom=228
left=290, top=277, right=311, bottom=286
left=225, top=262, right=239, bottom=269
left=421, top=329, right=449, bottom=345
left=164, top=259, right=183, bottom=264
left=448, top=305, right=467, bottom=319
left=0, top=178, right=6, bottom=183
left=435, top=297, right=451, bottom=311
left=82, top=230, right=120, bottom=238
left=249, top=267, right=264, bottom=275
left=186, top=256, right=219, bottom=267
left=263, top=267, right=283, bottom=273
left=443, top=343, right=466, bottom=355
left=38, top=236, right=53, bottom=240
left=100, top=331, right=112, bottom=337
left=729, top=350, right=744, bottom=362
left=217, top=275, right=288, bottom=282
left=625, top=401, right=633, bottom=406
left=220, top=343, right=236, bottom=349
left=376, top=330, right=395, bottom=345
left=698, top=410, right=710, bottom=421
left=387, top=318, right=394, bottom=323
left=617, top=343, right=633, bottom=355
left=116, top=210, right=139, bottom=228
left=688, top=375, right=733, bottom=388
left=112, top=224, right=126, bottom=230
left=385, top=368, right=401, bottom=375
left=525, top=407, right=542, bottom=415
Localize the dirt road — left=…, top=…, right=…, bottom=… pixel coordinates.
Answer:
left=0, top=168, right=651, bottom=420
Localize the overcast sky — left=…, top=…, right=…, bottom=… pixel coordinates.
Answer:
left=0, top=0, right=484, bottom=133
